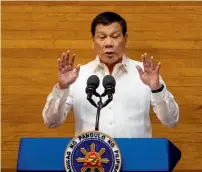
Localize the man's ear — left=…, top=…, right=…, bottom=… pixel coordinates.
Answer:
left=124, top=33, right=128, bottom=47
left=91, top=35, right=95, bottom=49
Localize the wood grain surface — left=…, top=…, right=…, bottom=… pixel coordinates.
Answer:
left=2, top=1, right=202, bottom=171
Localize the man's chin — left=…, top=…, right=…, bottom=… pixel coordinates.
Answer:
left=101, top=58, right=121, bottom=67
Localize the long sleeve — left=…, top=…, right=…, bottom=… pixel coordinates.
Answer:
left=42, top=85, right=73, bottom=128
left=150, top=78, right=179, bottom=127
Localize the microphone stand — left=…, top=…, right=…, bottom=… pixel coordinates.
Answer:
left=87, top=92, right=114, bottom=131
left=95, top=96, right=103, bottom=131
left=94, top=95, right=113, bottom=131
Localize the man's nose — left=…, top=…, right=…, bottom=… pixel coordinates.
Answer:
left=105, top=37, right=114, bottom=48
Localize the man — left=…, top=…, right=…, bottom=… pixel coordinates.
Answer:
left=42, top=12, right=179, bottom=138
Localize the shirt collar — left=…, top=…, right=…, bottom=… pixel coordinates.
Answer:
left=92, top=54, right=129, bottom=73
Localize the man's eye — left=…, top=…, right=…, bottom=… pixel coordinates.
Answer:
left=113, top=35, right=119, bottom=38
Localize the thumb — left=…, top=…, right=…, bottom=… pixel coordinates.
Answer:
left=155, top=62, right=161, bottom=74
left=75, top=64, right=81, bottom=74
left=136, top=65, right=144, bottom=76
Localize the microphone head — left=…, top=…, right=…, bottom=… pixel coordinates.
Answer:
left=87, top=75, right=100, bottom=89
left=103, top=75, right=116, bottom=88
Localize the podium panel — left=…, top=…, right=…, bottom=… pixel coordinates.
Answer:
left=17, top=138, right=181, bottom=172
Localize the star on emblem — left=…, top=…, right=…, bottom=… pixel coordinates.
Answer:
left=76, top=143, right=110, bottom=172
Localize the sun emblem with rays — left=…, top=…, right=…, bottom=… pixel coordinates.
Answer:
left=76, top=143, right=110, bottom=172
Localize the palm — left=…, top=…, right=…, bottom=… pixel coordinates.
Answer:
left=59, top=70, right=77, bottom=85
left=140, top=70, right=158, bottom=87
left=57, top=50, right=81, bottom=89
left=136, top=53, right=161, bottom=90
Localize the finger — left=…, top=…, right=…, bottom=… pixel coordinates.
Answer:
left=61, top=52, right=66, bottom=68
left=151, top=56, right=159, bottom=71
left=136, top=65, right=144, bottom=76
left=150, top=56, right=155, bottom=70
left=146, top=57, right=151, bottom=69
left=65, top=50, right=70, bottom=61
left=141, top=54, right=147, bottom=69
left=58, top=58, right=62, bottom=72
left=142, top=53, right=150, bottom=73
left=59, top=53, right=66, bottom=69
left=65, top=50, right=70, bottom=65
left=149, top=56, right=154, bottom=71
left=70, top=54, right=76, bottom=66
left=155, top=62, right=161, bottom=74
left=144, top=53, right=151, bottom=69
left=75, top=64, right=81, bottom=74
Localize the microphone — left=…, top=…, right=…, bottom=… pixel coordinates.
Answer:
left=101, top=75, right=116, bottom=108
left=85, top=75, right=100, bottom=108
left=101, top=75, right=116, bottom=98
left=85, top=75, right=116, bottom=131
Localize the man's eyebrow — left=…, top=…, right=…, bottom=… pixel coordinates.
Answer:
left=95, top=31, right=105, bottom=34
left=96, top=30, right=121, bottom=34
left=112, top=31, right=121, bottom=34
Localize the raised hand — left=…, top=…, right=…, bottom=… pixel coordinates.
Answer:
left=136, top=53, right=161, bottom=90
left=57, top=50, right=81, bottom=89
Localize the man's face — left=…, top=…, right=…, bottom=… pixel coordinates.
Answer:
left=92, top=22, right=128, bottom=66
